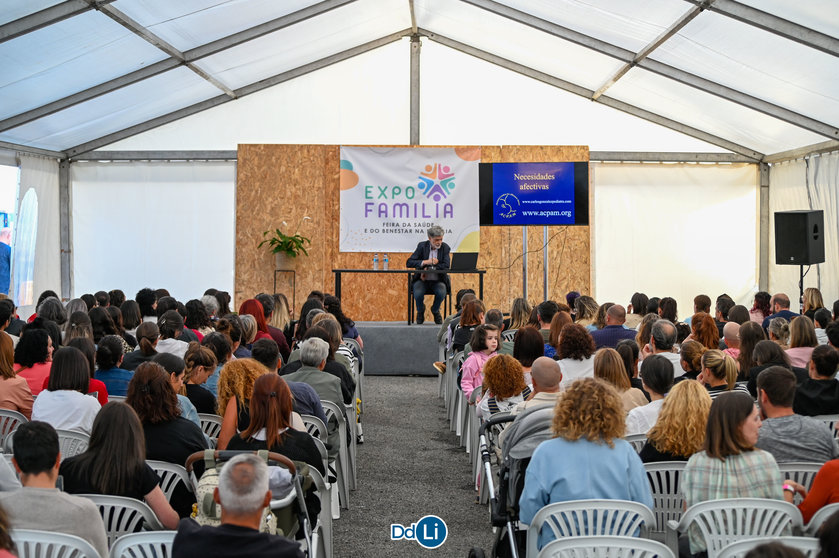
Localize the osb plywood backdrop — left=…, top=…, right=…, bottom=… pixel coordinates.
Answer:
left=236, top=145, right=590, bottom=322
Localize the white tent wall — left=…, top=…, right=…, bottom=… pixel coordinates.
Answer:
left=768, top=151, right=839, bottom=311
left=70, top=161, right=236, bottom=303
left=17, top=153, right=60, bottom=320
left=593, top=162, right=758, bottom=320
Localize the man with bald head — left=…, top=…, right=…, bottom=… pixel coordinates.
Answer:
left=762, top=293, right=799, bottom=331
left=590, top=304, right=637, bottom=349
left=512, top=357, right=562, bottom=414
left=722, top=321, right=741, bottom=359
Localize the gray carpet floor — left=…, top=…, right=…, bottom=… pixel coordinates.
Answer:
left=333, top=375, right=495, bottom=557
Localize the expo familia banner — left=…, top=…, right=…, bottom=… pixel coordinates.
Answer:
left=339, top=147, right=481, bottom=253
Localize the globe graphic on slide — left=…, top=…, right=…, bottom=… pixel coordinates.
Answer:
left=496, top=193, right=520, bottom=218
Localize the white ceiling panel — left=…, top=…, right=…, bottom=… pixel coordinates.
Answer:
left=0, top=67, right=220, bottom=151
left=736, top=0, right=839, bottom=39
left=651, top=12, right=839, bottom=127
left=497, top=0, right=690, bottom=52
left=415, top=0, right=624, bottom=91
left=193, top=0, right=408, bottom=90
left=0, top=11, right=168, bottom=119
left=609, top=67, right=826, bottom=154
left=0, top=0, right=64, bottom=26
left=113, top=0, right=323, bottom=51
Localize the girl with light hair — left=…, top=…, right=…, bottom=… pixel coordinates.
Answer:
left=640, top=379, right=711, bottom=462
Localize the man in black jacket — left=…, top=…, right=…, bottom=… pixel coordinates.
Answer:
left=793, top=343, right=839, bottom=416
left=406, top=225, right=450, bottom=325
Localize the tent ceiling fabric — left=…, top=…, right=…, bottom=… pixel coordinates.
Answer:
left=0, top=0, right=836, bottom=159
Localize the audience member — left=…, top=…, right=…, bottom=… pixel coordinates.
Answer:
left=755, top=366, right=836, bottom=463
left=156, top=310, right=189, bottom=359
left=814, top=308, right=831, bottom=345
left=0, top=422, right=108, bottom=557
left=573, top=295, right=598, bottom=329
left=803, top=287, right=825, bottom=321
left=682, top=391, right=785, bottom=556
left=699, top=349, right=747, bottom=399
left=513, top=356, right=561, bottom=414
left=253, top=294, right=290, bottom=362
left=715, top=295, right=735, bottom=337
left=641, top=319, right=683, bottom=377
left=750, top=291, right=772, bottom=324
left=202, top=331, right=233, bottom=397
left=478, top=354, right=531, bottom=419
left=544, top=311, right=572, bottom=358
left=121, top=300, right=142, bottom=338
left=282, top=325, right=354, bottom=404
left=762, top=293, right=799, bottom=331
left=817, top=508, right=839, bottom=558
left=722, top=322, right=741, bottom=359
left=747, top=340, right=808, bottom=397
left=686, top=295, right=711, bottom=327
left=0, top=331, right=32, bottom=419
left=590, top=305, right=637, bottom=349
left=185, top=299, right=214, bottom=338
left=172, top=453, right=304, bottom=558
left=737, top=321, right=766, bottom=381
left=32, top=347, right=100, bottom=435
left=640, top=380, right=711, bottom=463
left=625, top=292, right=648, bottom=330
left=556, top=323, right=596, bottom=391
left=59, top=402, right=179, bottom=529
left=13, top=327, right=53, bottom=395
left=657, top=297, right=678, bottom=324
left=769, top=316, right=791, bottom=349
left=594, top=348, right=647, bottom=412
left=677, top=339, right=707, bottom=382
left=592, top=302, right=614, bottom=331
left=511, top=326, right=544, bottom=385
left=128, top=362, right=207, bottom=516
left=451, top=299, right=484, bottom=353
left=122, top=321, right=160, bottom=371
left=519, top=378, right=653, bottom=551
left=793, top=344, right=839, bottom=416
left=690, top=311, right=720, bottom=350
left=727, top=305, right=750, bottom=325
left=625, top=354, right=674, bottom=436
left=459, top=324, right=499, bottom=400
left=216, top=359, right=268, bottom=450
left=534, top=301, right=559, bottom=344
left=152, top=353, right=201, bottom=427
left=790, top=459, right=839, bottom=525
left=615, top=339, right=644, bottom=395
left=324, top=295, right=363, bottom=348
left=94, top=334, right=132, bottom=396
left=786, top=315, right=818, bottom=368
left=827, top=321, right=839, bottom=349
left=183, top=342, right=218, bottom=414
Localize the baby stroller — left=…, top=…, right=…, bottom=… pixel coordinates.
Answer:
left=469, top=405, right=554, bottom=558
left=186, top=450, right=317, bottom=556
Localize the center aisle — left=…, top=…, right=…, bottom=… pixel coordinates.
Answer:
left=333, top=375, right=494, bottom=557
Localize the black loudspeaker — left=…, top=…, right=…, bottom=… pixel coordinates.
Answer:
left=774, top=210, right=825, bottom=265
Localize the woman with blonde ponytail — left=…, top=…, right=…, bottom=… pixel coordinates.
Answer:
left=698, top=349, right=749, bottom=399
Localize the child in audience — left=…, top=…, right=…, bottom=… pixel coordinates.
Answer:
left=460, top=324, right=498, bottom=400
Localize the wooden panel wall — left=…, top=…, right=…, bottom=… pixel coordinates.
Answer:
left=236, top=145, right=590, bottom=321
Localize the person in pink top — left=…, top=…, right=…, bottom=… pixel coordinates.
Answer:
left=721, top=322, right=741, bottom=360
left=13, top=328, right=53, bottom=396
left=0, top=331, right=33, bottom=419
left=785, top=316, right=818, bottom=369
left=459, top=324, right=499, bottom=400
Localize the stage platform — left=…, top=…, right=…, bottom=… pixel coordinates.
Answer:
left=356, top=321, right=439, bottom=376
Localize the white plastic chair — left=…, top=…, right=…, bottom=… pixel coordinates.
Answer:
left=108, top=396, right=127, bottom=403
left=147, top=460, right=193, bottom=502
left=301, top=415, right=328, bottom=444
left=537, top=535, right=675, bottom=558
left=11, top=529, right=100, bottom=558
left=812, top=414, right=839, bottom=437
left=197, top=413, right=222, bottom=448
left=644, top=461, right=687, bottom=552
left=0, top=409, right=28, bottom=451
left=667, top=498, right=804, bottom=558
left=526, top=499, right=655, bottom=558
left=805, top=502, right=839, bottom=535
left=108, top=530, right=177, bottom=558
left=56, top=429, right=90, bottom=461
left=624, top=434, right=647, bottom=453
left=501, top=328, right=518, bottom=342
left=777, top=462, right=823, bottom=505
left=308, top=465, right=333, bottom=558
left=321, top=400, right=349, bottom=510
left=79, top=494, right=165, bottom=547
left=718, top=536, right=819, bottom=558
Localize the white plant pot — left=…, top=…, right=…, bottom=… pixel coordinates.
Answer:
left=275, top=252, right=293, bottom=269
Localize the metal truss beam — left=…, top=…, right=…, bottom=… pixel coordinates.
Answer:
left=425, top=30, right=763, bottom=161
left=64, top=30, right=410, bottom=157
left=0, top=0, right=357, bottom=132
left=459, top=0, right=839, bottom=140
left=69, top=150, right=238, bottom=162
left=682, top=0, right=839, bottom=57
left=590, top=151, right=756, bottom=163
left=763, top=140, right=839, bottom=164
left=0, top=0, right=116, bottom=44
left=0, top=140, right=64, bottom=158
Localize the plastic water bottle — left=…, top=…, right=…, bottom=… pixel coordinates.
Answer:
left=373, top=253, right=379, bottom=270
left=383, top=253, right=389, bottom=270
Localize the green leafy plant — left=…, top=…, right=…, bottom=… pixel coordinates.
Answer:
left=258, top=228, right=311, bottom=258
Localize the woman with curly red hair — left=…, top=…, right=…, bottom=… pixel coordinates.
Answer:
left=477, top=354, right=531, bottom=419
left=519, top=377, right=653, bottom=550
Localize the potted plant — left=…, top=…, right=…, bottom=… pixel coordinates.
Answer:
left=258, top=220, right=311, bottom=269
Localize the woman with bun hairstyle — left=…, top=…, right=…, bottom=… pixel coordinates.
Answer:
left=94, top=334, right=133, bottom=396
left=183, top=342, right=218, bottom=414
left=698, top=349, right=749, bottom=399
left=678, top=339, right=707, bottom=382
left=64, top=311, right=93, bottom=343
left=768, top=316, right=790, bottom=350
left=121, top=321, right=159, bottom=371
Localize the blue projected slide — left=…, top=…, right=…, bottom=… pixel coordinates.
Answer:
left=478, top=162, right=589, bottom=226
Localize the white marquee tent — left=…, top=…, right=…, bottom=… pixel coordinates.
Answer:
left=1, top=0, right=837, bottom=317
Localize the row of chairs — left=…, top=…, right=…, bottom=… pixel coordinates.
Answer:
left=11, top=529, right=175, bottom=558
left=525, top=497, right=837, bottom=558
